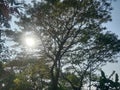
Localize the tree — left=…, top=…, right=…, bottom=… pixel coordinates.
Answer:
left=61, top=32, right=120, bottom=90
left=5, top=57, right=51, bottom=90
left=0, top=0, right=24, bottom=28
left=0, top=0, right=24, bottom=62
left=0, top=61, right=16, bottom=90
left=16, top=0, right=120, bottom=90
left=96, top=70, right=120, bottom=90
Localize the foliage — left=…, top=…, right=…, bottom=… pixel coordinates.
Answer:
left=96, top=70, right=120, bottom=90
left=4, top=58, right=50, bottom=90
left=0, top=61, right=15, bottom=90
left=0, top=0, right=24, bottom=28
left=0, top=0, right=24, bottom=62
left=15, top=0, right=120, bottom=90
left=0, top=0, right=120, bottom=90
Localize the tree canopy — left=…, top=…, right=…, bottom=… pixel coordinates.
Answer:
left=0, top=0, right=120, bottom=90
left=15, top=0, right=120, bottom=90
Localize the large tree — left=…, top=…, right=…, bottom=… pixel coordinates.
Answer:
left=16, top=0, right=120, bottom=90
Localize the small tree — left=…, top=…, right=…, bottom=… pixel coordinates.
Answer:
left=96, top=70, right=120, bottom=90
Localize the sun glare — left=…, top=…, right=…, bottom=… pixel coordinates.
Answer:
left=25, top=37, right=35, bottom=47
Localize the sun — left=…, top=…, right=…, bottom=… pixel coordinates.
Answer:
left=25, top=37, right=35, bottom=47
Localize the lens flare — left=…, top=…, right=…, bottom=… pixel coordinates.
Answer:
left=25, top=37, right=35, bottom=47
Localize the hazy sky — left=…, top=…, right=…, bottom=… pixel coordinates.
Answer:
left=102, top=0, right=120, bottom=76
left=10, top=0, right=120, bottom=76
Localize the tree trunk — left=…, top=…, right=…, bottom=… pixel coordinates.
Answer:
left=51, top=77, right=58, bottom=90
left=50, top=59, right=60, bottom=90
left=50, top=70, right=60, bottom=90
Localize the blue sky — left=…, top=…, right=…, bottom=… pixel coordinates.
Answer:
left=106, top=0, right=120, bottom=37
left=102, top=0, right=120, bottom=76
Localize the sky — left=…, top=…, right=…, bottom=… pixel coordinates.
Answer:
left=9, top=0, right=120, bottom=77
left=106, top=0, right=120, bottom=37
left=102, top=0, right=120, bottom=76
left=22, top=0, right=120, bottom=76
